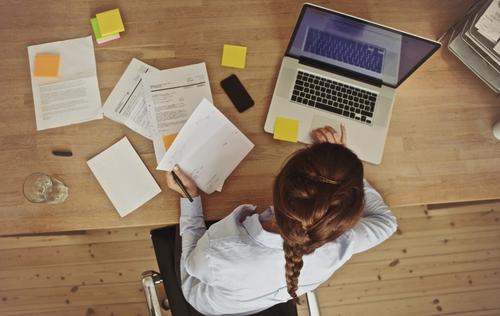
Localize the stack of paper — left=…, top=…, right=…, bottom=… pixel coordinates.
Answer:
left=100, top=60, right=253, bottom=195
left=449, top=0, right=500, bottom=93
left=87, top=137, right=161, bottom=217
left=157, top=99, right=254, bottom=194
left=27, top=36, right=103, bottom=130
left=142, top=62, right=213, bottom=163
left=91, top=8, right=125, bottom=44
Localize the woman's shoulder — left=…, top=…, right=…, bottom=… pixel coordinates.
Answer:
left=207, top=204, right=258, bottom=240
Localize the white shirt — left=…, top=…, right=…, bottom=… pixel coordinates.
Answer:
left=179, top=180, right=397, bottom=316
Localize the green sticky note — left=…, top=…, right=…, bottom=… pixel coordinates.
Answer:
left=91, top=18, right=103, bottom=40
left=221, top=44, right=247, bottom=69
left=273, top=117, right=299, bottom=142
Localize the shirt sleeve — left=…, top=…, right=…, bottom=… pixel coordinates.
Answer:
left=178, top=196, right=219, bottom=314
left=350, top=180, right=398, bottom=254
left=179, top=196, right=206, bottom=257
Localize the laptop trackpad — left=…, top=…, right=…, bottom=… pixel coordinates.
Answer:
left=309, top=115, right=342, bottom=140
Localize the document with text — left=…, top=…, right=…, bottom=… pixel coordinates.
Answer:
left=103, top=58, right=157, bottom=139
left=27, top=36, right=103, bottom=130
left=142, top=62, right=213, bottom=163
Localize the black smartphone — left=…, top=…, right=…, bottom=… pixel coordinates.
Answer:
left=220, top=74, right=254, bottom=113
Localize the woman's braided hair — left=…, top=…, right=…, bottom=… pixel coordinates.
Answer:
left=273, top=143, right=365, bottom=302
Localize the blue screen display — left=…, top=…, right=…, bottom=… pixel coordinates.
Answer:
left=287, top=6, right=440, bottom=87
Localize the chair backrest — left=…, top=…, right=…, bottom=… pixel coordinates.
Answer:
left=150, top=225, right=298, bottom=316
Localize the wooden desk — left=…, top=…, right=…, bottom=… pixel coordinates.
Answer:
left=0, top=0, right=498, bottom=236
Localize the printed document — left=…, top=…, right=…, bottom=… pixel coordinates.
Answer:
left=27, top=36, right=103, bottom=130
left=103, top=58, right=157, bottom=139
left=142, top=63, right=213, bottom=163
left=157, top=99, right=254, bottom=194
left=87, top=137, right=161, bottom=217
left=475, top=0, right=500, bottom=43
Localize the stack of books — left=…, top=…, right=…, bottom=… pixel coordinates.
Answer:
left=448, top=0, right=500, bottom=94
left=90, top=8, right=125, bottom=45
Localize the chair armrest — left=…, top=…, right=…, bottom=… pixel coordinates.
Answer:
left=141, top=270, right=165, bottom=316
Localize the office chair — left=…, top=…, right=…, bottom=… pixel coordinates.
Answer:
left=141, top=224, right=306, bottom=316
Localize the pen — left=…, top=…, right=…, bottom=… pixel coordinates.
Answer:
left=171, top=170, right=194, bottom=202
left=52, top=150, right=73, bottom=157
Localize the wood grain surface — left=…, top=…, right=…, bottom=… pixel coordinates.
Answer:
left=0, top=0, right=499, bottom=235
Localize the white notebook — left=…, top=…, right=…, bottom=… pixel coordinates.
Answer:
left=87, top=137, right=161, bottom=217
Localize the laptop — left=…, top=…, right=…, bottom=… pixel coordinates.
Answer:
left=264, top=3, right=441, bottom=164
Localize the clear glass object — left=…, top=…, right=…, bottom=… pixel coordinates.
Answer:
left=23, top=173, right=69, bottom=204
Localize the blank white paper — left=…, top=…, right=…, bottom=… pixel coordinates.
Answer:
left=87, top=137, right=161, bottom=217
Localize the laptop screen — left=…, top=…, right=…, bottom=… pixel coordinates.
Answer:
left=286, top=5, right=440, bottom=88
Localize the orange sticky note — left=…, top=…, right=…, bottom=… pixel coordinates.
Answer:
left=34, top=54, right=60, bottom=77
left=163, top=133, right=177, bottom=150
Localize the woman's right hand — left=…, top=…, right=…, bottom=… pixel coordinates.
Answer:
left=311, top=124, right=347, bottom=146
left=166, top=165, right=200, bottom=198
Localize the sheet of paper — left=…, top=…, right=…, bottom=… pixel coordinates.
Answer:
left=142, top=62, right=213, bottom=163
left=87, top=137, right=161, bottom=217
left=27, top=36, right=103, bottom=130
left=475, top=0, right=500, bottom=43
left=103, top=58, right=157, bottom=139
left=495, top=40, right=500, bottom=54
left=157, top=99, right=254, bottom=194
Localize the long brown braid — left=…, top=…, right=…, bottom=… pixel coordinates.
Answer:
left=273, top=143, right=365, bottom=302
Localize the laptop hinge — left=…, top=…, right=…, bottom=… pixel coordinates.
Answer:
left=298, top=56, right=383, bottom=87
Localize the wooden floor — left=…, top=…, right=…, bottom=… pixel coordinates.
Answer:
left=1, top=201, right=499, bottom=316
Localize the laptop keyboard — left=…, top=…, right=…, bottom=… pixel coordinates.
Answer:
left=304, top=28, right=385, bottom=74
left=291, top=71, right=377, bottom=124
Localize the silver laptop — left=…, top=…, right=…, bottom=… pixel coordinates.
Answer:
left=264, top=3, right=440, bottom=164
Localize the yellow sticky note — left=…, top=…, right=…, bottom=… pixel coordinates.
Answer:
left=221, top=44, right=247, bottom=69
left=163, top=133, right=177, bottom=150
left=34, top=54, right=60, bottom=77
left=96, top=8, right=125, bottom=37
left=273, top=117, right=299, bottom=143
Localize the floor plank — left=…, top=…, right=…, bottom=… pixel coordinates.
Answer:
left=1, top=202, right=500, bottom=315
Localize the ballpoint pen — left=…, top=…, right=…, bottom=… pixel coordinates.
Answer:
left=171, top=170, right=194, bottom=202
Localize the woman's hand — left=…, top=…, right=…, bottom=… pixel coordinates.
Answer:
left=166, top=165, right=200, bottom=198
left=311, top=124, right=347, bottom=145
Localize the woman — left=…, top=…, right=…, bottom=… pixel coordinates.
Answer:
left=166, top=125, right=397, bottom=316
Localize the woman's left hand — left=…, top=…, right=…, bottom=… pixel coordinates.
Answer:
left=311, top=124, right=347, bottom=145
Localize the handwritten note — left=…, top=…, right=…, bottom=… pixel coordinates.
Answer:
left=157, top=99, right=254, bottom=194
